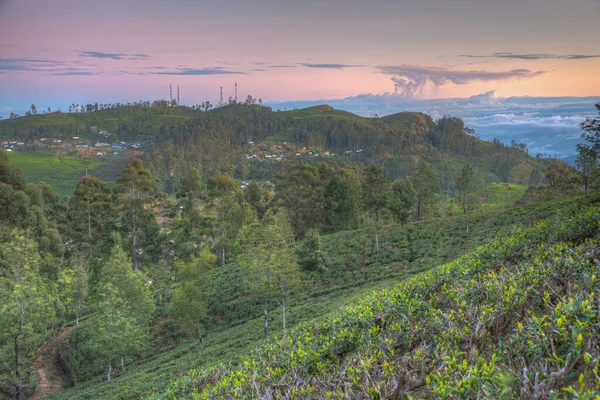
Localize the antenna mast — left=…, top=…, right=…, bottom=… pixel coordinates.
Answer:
left=169, top=84, right=172, bottom=104
left=220, top=86, right=223, bottom=107
left=235, top=81, right=238, bottom=102
left=177, top=86, right=180, bottom=105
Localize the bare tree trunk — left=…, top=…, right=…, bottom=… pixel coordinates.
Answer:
left=88, top=209, right=92, bottom=237
left=131, top=235, right=139, bottom=271
left=121, top=357, right=125, bottom=372
left=281, top=298, right=286, bottom=333
left=222, top=247, right=225, bottom=266
left=263, top=300, right=269, bottom=338
left=107, top=359, right=112, bottom=382
left=375, top=233, right=380, bottom=252
left=14, top=336, right=21, bottom=400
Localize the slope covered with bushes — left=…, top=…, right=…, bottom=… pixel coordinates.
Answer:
left=152, top=198, right=600, bottom=399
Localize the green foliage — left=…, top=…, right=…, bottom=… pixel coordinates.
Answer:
left=179, top=168, right=204, bottom=200
left=151, top=198, right=600, bottom=399
left=0, top=233, right=57, bottom=399
left=323, top=169, right=361, bottom=232
left=296, top=229, right=326, bottom=272
left=168, top=248, right=216, bottom=342
left=58, top=258, right=89, bottom=325
left=67, top=176, right=115, bottom=257
left=362, top=164, right=391, bottom=221
left=73, top=243, right=155, bottom=382
left=236, top=212, right=302, bottom=334
left=456, top=164, right=475, bottom=214
left=410, top=160, right=441, bottom=220
left=389, top=178, right=416, bottom=224
left=114, top=158, right=159, bottom=271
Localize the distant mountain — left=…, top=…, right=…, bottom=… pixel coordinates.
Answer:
left=0, top=103, right=552, bottom=193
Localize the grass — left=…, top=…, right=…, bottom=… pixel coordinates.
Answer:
left=6, top=151, right=106, bottom=197
left=44, top=198, right=573, bottom=400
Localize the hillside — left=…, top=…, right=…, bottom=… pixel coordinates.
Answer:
left=42, top=199, right=573, bottom=400
left=0, top=103, right=551, bottom=195
left=148, top=196, right=600, bottom=399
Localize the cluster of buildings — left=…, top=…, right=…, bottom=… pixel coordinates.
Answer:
left=243, top=142, right=337, bottom=162
left=1, top=141, right=26, bottom=151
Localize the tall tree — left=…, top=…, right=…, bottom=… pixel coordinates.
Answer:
left=59, top=257, right=89, bottom=326
left=456, top=165, right=475, bottom=214
left=575, top=144, right=598, bottom=193
left=85, top=242, right=154, bottom=381
left=0, top=233, right=56, bottom=400
left=297, top=229, right=326, bottom=272
left=67, top=176, right=115, bottom=258
left=362, top=165, right=391, bottom=221
left=580, top=103, right=600, bottom=153
left=179, top=168, right=204, bottom=200
left=114, top=158, right=157, bottom=271
left=410, top=160, right=441, bottom=220
left=323, top=169, right=361, bottom=232
left=168, top=247, right=216, bottom=344
left=389, top=178, right=416, bottom=224
left=235, top=213, right=301, bottom=336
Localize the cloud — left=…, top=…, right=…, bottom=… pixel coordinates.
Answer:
left=270, top=65, right=296, bottom=68
left=300, top=63, right=365, bottom=69
left=78, top=51, right=151, bottom=60
left=458, top=52, right=600, bottom=60
left=250, top=61, right=268, bottom=65
left=0, top=57, right=66, bottom=72
left=53, top=71, right=97, bottom=76
left=377, top=64, right=547, bottom=97
left=148, top=67, right=246, bottom=75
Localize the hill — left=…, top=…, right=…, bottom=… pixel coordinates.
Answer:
left=43, top=198, right=573, bottom=400
left=0, top=103, right=550, bottom=194
left=148, top=196, right=600, bottom=399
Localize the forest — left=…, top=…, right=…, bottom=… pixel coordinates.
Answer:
left=0, top=102, right=599, bottom=399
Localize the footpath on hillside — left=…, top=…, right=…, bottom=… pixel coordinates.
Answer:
left=31, top=325, right=76, bottom=399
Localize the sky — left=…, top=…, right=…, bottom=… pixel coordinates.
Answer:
left=1, top=0, right=599, bottom=115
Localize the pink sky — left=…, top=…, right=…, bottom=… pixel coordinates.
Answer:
left=1, top=0, right=599, bottom=112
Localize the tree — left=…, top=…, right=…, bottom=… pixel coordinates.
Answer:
left=179, top=168, right=204, bottom=200
left=389, top=178, right=416, bottom=224
left=85, top=242, right=154, bottom=381
left=362, top=165, right=390, bottom=221
left=235, top=213, right=301, bottom=336
left=323, top=169, right=361, bottom=232
left=168, top=247, right=216, bottom=344
left=274, top=163, right=333, bottom=238
left=580, top=103, right=600, bottom=153
left=575, top=144, right=598, bottom=193
left=0, top=151, right=27, bottom=191
left=67, top=176, right=115, bottom=258
left=59, top=258, right=89, bottom=325
left=456, top=165, right=475, bottom=214
left=410, top=160, right=441, bottom=220
left=244, top=182, right=265, bottom=217
left=0, top=233, right=56, bottom=400
left=114, top=158, right=157, bottom=271
left=29, top=104, right=36, bottom=115
left=544, top=161, right=580, bottom=195
left=297, top=229, right=326, bottom=272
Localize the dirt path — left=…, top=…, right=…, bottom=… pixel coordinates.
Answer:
left=31, top=325, right=77, bottom=399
